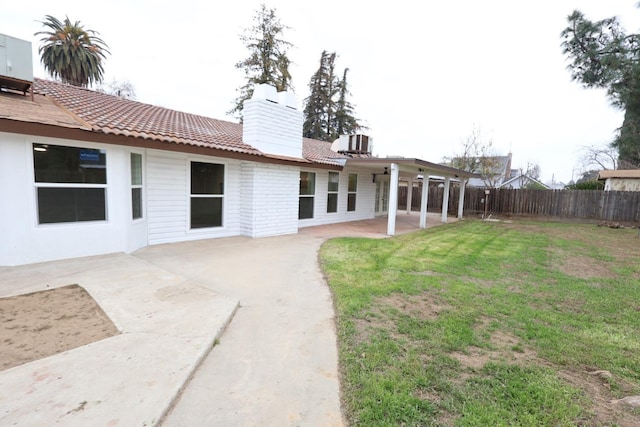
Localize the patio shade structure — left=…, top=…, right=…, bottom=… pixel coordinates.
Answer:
left=344, top=157, right=477, bottom=236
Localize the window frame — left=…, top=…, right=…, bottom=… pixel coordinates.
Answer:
left=347, top=173, right=358, bottom=212
left=299, top=171, right=316, bottom=220
left=327, top=171, right=339, bottom=213
left=130, top=152, right=144, bottom=221
left=32, top=142, right=108, bottom=225
left=188, top=160, right=225, bottom=230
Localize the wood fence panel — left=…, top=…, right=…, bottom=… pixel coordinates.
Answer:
left=399, top=186, right=640, bottom=223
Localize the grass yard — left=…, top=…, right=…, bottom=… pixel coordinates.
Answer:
left=320, top=219, right=640, bottom=426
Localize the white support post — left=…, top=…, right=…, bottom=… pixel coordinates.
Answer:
left=387, top=163, right=399, bottom=236
left=441, top=176, right=450, bottom=223
left=406, top=180, right=413, bottom=215
left=419, top=176, right=430, bottom=229
left=457, top=179, right=467, bottom=219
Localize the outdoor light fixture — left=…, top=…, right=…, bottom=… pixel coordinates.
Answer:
left=372, top=173, right=376, bottom=183
left=383, top=167, right=388, bottom=175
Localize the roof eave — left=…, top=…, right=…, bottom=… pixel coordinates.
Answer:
left=344, top=157, right=479, bottom=178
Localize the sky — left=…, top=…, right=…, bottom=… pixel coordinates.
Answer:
left=3, top=0, right=640, bottom=184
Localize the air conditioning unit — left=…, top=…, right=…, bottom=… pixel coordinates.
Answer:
left=330, top=134, right=373, bottom=155
left=0, top=33, right=34, bottom=97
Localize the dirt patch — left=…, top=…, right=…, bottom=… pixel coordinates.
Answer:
left=450, top=329, right=538, bottom=371
left=351, top=292, right=450, bottom=347
left=502, top=220, right=639, bottom=279
left=559, top=368, right=640, bottom=427
left=378, top=292, right=451, bottom=321
left=0, top=284, right=119, bottom=371
left=554, top=254, right=616, bottom=280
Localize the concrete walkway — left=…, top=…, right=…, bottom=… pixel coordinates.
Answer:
left=0, top=212, right=453, bottom=426
left=140, top=234, right=343, bottom=426
left=0, top=232, right=343, bottom=426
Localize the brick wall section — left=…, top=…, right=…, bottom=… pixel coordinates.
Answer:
left=242, top=96, right=304, bottom=159
left=241, top=161, right=300, bottom=237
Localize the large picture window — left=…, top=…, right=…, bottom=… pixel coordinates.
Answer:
left=299, top=171, right=315, bottom=219
left=348, top=173, right=358, bottom=212
left=190, top=161, right=224, bottom=229
left=327, top=172, right=339, bottom=213
left=33, top=143, right=107, bottom=224
left=131, top=153, right=143, bottom=220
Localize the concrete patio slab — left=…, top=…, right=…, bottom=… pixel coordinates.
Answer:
left=0, top=253, right=238, bottom=426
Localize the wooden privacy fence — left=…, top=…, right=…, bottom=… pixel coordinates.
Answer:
left=397, top=185, right=640, bottom=223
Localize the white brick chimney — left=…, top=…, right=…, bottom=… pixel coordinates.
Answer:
left=242, top=83, right=304, bottom=159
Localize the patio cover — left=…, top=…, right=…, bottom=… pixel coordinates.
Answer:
left=345, top=157, right=478, bottom=235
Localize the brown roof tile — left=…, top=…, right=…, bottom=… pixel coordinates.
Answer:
left=34, top=78, right=262, bottom=156
left=6, top=78, right=346, bottom=166
left=302, top=137, right=347, bottom=166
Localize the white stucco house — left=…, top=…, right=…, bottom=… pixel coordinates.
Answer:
left=598, top=170, right=640, bottom=191
left=0, top=49, right=474, bottom=266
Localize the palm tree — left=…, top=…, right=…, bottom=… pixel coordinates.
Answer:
left=35, top=15, right=110, bottom=87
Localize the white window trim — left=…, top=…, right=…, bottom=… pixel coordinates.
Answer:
left=299, top=170, right=316, bottom=220
left=32, top=142, right=109, bottom=226
left=130, top=151, right=144, bottom=222
left=327, top=171, right=339, bottom=214
left=187, top=159, right=226, bottom=233
left=347, top=173, right=358, bottom=212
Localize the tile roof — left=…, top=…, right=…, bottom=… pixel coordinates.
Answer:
left=33, top=78, right=262, bottom=156
left=1, top=78, right=350, bottom=167
left=302, top=137, right=348, bottom=166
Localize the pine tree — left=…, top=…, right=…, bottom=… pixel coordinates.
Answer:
left=561, top=8, right=640, bottom=167
left=334, top=68, right=361, bottom=137
left=302, top=51, right=330, bottom=140
left=230, top=4, right=293, bottom=120
left=303, top=51, right=362, bottom=141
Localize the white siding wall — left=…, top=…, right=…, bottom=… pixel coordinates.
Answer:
left=605, top=178, right=640, bottom=192
left=146, top=150, right=242, bottom=245
left=0, top=132, right=146, bottom=266
left=240, top=161, right=299, bottom=237
left=298, top=166, right=376, bottom=228
left=1, top=131, right=379, bottom=266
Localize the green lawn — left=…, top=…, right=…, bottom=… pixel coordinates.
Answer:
left=320, top=220, right=640, bottom=426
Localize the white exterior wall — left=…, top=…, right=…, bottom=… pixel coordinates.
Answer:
left=0, top=132, right=147, bottom=266
left=240, top=161, right=299, bottom=237
left=605, top=178, right=640, bottom=192
left=146, top=150, right=242, bottom=245
left=1, top=132, right=379, bottom=266
left=298, top=166, right=376, bottom=228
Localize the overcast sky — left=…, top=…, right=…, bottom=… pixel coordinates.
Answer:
left=3, top=1, right=640, bottom=183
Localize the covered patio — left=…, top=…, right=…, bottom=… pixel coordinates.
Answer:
left=301, top=211, right=459, bottom=239
left=344, top=157, right=476, bottom=236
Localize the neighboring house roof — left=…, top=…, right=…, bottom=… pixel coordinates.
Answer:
left=1, top=78, right=346, bottom=168
left=449, top=154, right=513, bottom=187
left=598, top=170, right=640, bottom=180
left=499, top=174, right=550, bottom=189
